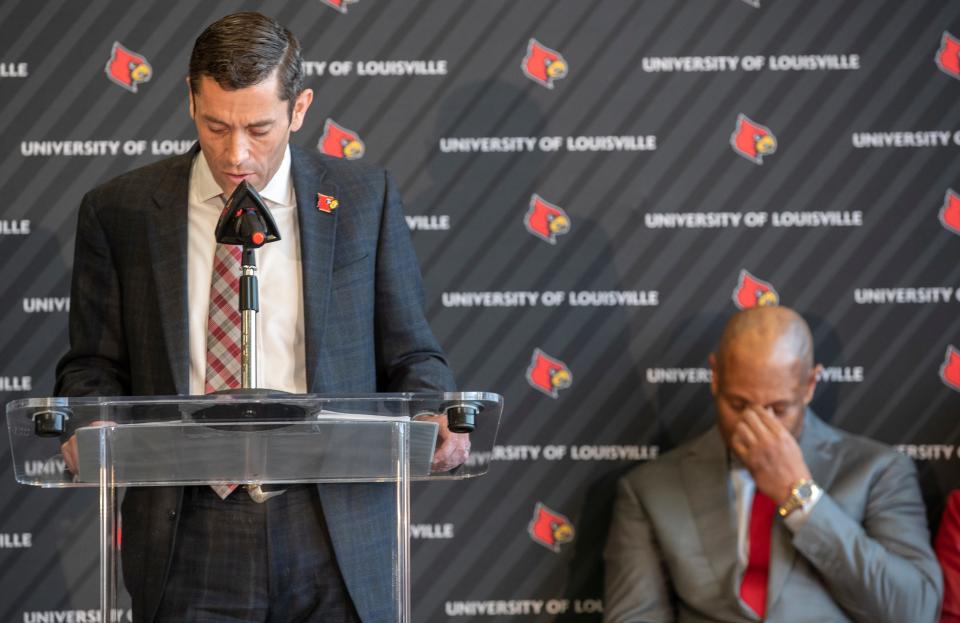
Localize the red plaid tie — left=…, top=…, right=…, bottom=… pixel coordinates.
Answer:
left=740, top=490, right=776, bottom=618
left=205, top=243, right=242, bottom=498
left=205, top=244, right=243, bottom=393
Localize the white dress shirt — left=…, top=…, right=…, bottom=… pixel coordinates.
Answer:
left=187, top=146, right=307, bottom=394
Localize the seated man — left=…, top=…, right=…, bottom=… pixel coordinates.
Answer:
left=604, top=305, right=942, bottom=623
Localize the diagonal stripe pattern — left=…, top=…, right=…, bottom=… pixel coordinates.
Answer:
left=204, top=243, right=243, bottom=395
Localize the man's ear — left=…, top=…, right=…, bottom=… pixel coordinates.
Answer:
left=186, top=76, right=195, bottom=119
left=290, top=88, right=314, bottom=132
left=708, top=353, right=719, bottom=396
left=803, top=363, right=822, bottom=405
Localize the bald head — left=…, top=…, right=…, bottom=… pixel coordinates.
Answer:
left=716, top=306, right=814, bottom=377
left=710, top=306, right=818, bottom=440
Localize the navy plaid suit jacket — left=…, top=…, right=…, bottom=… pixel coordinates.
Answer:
left=55, top=144, right=456, bottom=622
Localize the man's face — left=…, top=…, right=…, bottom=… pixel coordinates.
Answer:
left=189, top=72, right=313, bottom=196
left=710, top=344, right=818, bottom=447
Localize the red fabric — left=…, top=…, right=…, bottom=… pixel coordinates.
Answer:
left=740, top=490, right=776, bottom=618
left=936, top=491, right=960, bottom=622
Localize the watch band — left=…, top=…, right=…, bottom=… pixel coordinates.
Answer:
left=777, top=479, right=819, bottom=518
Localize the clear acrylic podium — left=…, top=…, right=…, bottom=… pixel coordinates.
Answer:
left=6, top=391, right=502, bottom=622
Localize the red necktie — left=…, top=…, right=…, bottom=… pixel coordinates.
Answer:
left=205, top=243, right=243, bottom=498
left=740, top=490, right=776, bottom=618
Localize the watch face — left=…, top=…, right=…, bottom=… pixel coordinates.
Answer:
left=795, top=482, right=814, bottom=499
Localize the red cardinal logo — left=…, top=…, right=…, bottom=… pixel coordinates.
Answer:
left=730, top=114, right=777, bottom=164
left=317, top=193, right=339, bottom=213
left=942, top=346, right=960, bottom=392
left=732, top=269, right=779, bottom=309
left=940, top=189, right=960, bottom=235
left=321, top=0, right=358, bottom=13
left=526, top=348, right=572, bottom=398
left=522, top=38, right=568, bottom=89
left=318, top=119, right=365, bottom=159
left=524, top=194, right=571, bottom=244
left=104, top=42, right=152, bottom=93
left=528, top=502, right=575, bottom=552
left=936, top=32, right=960, bottom=79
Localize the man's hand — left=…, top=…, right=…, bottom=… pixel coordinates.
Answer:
left=60, top=420, right=116, bottom=475
left=729, top=407, right=811, bottom=504
left=415, top=413, right=470, bottom=473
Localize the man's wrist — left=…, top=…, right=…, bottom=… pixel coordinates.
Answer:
left=778, top=478, right=821, bottom=518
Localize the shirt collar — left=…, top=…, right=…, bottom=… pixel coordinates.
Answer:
left=190, top=149, right=223, bottom=205
left=259, top=145, right=294, bottom=207
left=190, top=145, right=294, bottom=207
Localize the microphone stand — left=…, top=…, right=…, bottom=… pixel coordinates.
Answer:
left=215, top=179, right=280, bottom=393
left=204, top=180, right=297, bottom=426
left=239, top=246, right=259, bottom=389
left=213, top=180, right=294, bottom=501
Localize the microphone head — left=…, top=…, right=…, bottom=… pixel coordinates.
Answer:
left=215, top=179, right=281, bottom=248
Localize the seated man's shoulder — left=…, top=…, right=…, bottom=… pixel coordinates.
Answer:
left=811, top=414, right=914, bottom=475
left=620, top=429, right=712, bottom=490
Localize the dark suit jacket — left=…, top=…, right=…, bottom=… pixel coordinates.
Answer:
left=604, top=411, right=942, bottom=623
left=54, top=144, right=455, bottom=623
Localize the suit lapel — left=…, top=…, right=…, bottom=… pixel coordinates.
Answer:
left=766, top=410, right=837, bottom=613
left=681, top=427, right=741, bottom=591
left=147, top=149, right=195, bottom=395
left=291, top=146, right=338, bottom=392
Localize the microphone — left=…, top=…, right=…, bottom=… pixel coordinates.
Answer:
left=215, top=179, right=281, bottom=248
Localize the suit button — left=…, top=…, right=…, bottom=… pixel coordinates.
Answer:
left=168, top=509, right=177, bottom=520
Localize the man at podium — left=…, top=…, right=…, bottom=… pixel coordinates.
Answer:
left=54, top=11, right=465, bottom=623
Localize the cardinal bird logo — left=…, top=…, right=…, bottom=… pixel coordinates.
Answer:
left=522, top=38, right=568, bottom=89
left=732, top=269, right=779, bottom=309
left=526, top=348, right=572, bottom=398
left=320, top=0, right=358, bottom=13
left=528, top=502, right=575, bottom=553
left=936, top=32, right=960, bottom=79
left=524, top=194, right=571, bottom=244
left=104, top=42, right=152, bottom=93
left=730, top=114, right=777, bottom=164
left=318, top=119, right=365, bottom=160
left=940, top=189, right=960, bottom=235
left=317, top=193, right=339, bottom=213
left=941, top=346, right=960, bottom=392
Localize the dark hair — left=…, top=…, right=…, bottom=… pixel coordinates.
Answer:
left=189, top=12, right=304, bottom=113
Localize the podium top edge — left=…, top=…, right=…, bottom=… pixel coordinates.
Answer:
left=6, top=391, right=503, bottom=410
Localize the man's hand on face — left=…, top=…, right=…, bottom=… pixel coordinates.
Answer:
left=415, top=413, right=471, bottom=473
left=729, top=406, right=811, bottom=505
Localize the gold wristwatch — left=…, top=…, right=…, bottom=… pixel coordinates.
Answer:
left=777, top=479, right=820, bottom=518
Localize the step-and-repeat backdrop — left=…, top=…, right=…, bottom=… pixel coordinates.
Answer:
left=2, top=0, right=960, bottom=620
